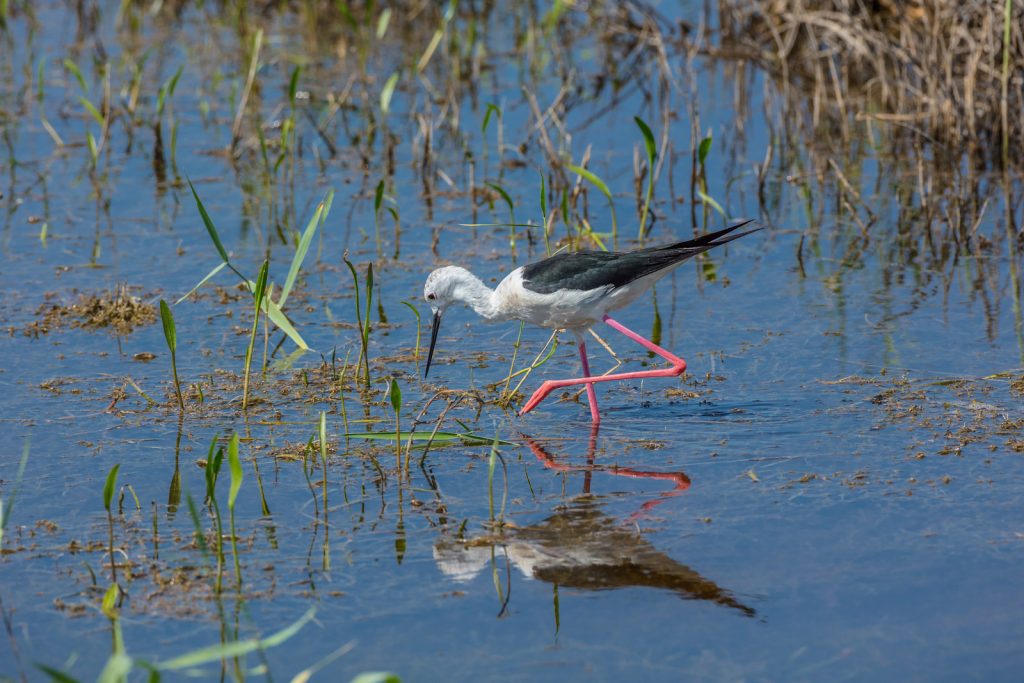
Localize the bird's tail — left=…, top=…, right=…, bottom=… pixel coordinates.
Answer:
left=656, top=219, right=762, bottom=254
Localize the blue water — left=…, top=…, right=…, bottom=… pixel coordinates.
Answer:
left=1, top=1, right=1022, bottom=681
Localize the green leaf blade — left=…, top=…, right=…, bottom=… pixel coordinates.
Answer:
left=103, top=465, right=120, bottom=512
left=159, top=300, right=176, bottom=353
left=634, top=116, right=656, bottom=163
left=188, top=180, right=230, bottom=263
left=227, top=434, right=242, bottom=509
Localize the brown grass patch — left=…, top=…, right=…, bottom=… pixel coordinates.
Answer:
left=26, top=285, right=157, bottom=336
left=719, top=0, right=1023, bottom=166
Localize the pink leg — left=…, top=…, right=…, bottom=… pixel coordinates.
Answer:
left=578, top=341, right=601, bottom=425
left=520, top=314, right=687, bottom=417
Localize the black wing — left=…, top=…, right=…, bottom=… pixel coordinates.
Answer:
left=521, top=220, right=760, bottom=295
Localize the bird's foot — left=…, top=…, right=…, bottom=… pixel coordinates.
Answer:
left=519, top=380, right=558, bottom=416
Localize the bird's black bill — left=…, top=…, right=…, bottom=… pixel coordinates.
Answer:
left=424, top=310, right=442, bottom=378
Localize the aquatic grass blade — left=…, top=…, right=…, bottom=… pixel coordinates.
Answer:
left=635, top=116, right=656, bottom=163
left=159, top=300, right=184, bottom=410
left=156, top=608, right=316, bottom=671
left=486, top=181, right=516, bottom=249
left=388, top=378, right=402, bottom=413
left=103, top=465, right=120, bottom=512
left=175, top=261, right=228, bottom=304
left=63, top=58, right=87, bottom=93
left=350, top=674, right=401, bottom=683
left=279, top=193, right=331, bottom=308
left=380, top=72, right=399, bottom=115
left=635, top=116, right=657, bottom=241
left=79, top=97, right=104, bottom=126
left=566, top=164, right=610, bottom=199
left=226, top=433, right=242, bottom=586
left=243, top=261, right=270, bottom=411
left=482, top=103, right=501, bottom=135
left=0, top=441, right=30, bottom=549
left=261, top=295, right=310, bottom=350
left=697, top=189, right=725, bottom=217
left=417, top=29, right=444, bottom=72
left=288, top=65, right=301, bottom=105
left=566, top=163, right=617, bottom=242
left=698, top=133, right=713, bottom=167
left=188, top=179, right=230, bottom=263
left=376, top=7, right=391, bottom=38
left=34, top=664, right=82, bottom=683
left=227, top=434, right=242, bottom=509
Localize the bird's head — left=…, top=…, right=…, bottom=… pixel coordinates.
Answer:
left=422, top=266, right=474, bottom=378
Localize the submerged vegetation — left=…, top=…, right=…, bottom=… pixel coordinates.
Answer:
left=0, top=0, right=1021, bottom=680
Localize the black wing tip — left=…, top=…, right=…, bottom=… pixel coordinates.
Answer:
left=657, top=219, right=763, bottom=252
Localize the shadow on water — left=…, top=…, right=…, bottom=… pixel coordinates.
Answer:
left=435, top=428, right=756, bottom=619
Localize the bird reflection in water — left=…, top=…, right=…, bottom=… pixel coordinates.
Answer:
left=434, top=427, right=755, bottom=618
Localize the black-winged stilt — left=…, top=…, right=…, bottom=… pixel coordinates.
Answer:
left=422, top=220, right=761, bottom=423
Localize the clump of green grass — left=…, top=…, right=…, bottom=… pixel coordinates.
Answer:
left=182, top=181, right=332, bottom=353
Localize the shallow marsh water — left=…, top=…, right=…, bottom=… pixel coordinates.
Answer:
left=1, top=1, right=1023, bottom=681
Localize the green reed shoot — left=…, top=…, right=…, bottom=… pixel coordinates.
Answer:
left=36, top=60, right=63, bottom=146
left=63, top=58, right=87, bottom=93
left=380, top=71, right=399, bottom=116
left=635, top=116, right=656, bottom=242
left=226, top=434, right=243, bottom=588
left=567, top=163, right=617, bottom=245
left=343, top=255, right=374, bottom=387
left=97, top=583, right=129, bottom=680
left=508, top=333, right=559, bottom=399
left=481, top=102, right=503, bottom=175
left=318, top=411, right=330, bottom=571
left=696, top=130, right=724, bottom=220
left=159, top=300, right=184, bottom=410
left=203, top=435, right=226, bottom=594
left=280, top=190, right=333, bottom=308
left=39, top=603, right=317, bottom=680
left=502, top=322, right=526, bottom=402
left=374, top=179, right=385, bottom=260
left=486, top=431, right=507, bottom=527
left=388, top=378, right=402, bottom=469
left=156, top=65, right=184, bottom=174
left=154, top=607, right=316, bottom=673
left=377, top=7, right=392, bottom=38
left=485, top=181, right=516, bottom=252
left=318, top=411, right=328, bottom=505
left=242, top=260, right=269, bottom=411
left=182, top=180, right=316, bottom=351
left=0, top=440, right=30, bottom=551
left=417, top=0, right=456, bottom=72
left=103, top=464, right=120, bottom=584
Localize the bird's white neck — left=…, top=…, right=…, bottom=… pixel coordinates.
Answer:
left=450, top=270, right=504, bottom=320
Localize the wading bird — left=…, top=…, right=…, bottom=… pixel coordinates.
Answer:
left=423, top=220, right=760, bottom=424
